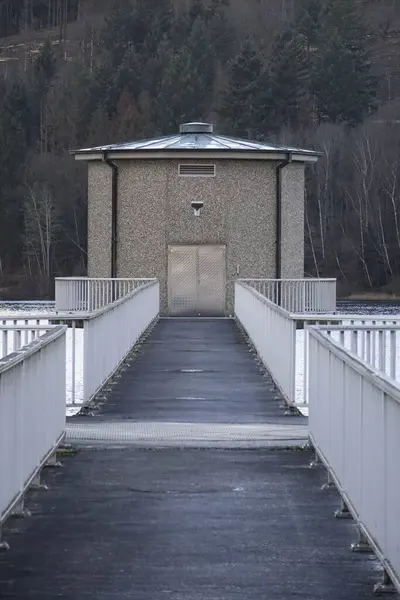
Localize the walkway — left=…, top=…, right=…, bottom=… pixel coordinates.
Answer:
left=90, top=318, right=302, bottom=423
left=67, top=318, right=306, bottom=445
left=0, top=319, right=383, bottom=599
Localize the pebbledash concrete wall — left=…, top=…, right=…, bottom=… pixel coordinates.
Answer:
left=87, top=163, right=112, bottom=278
left=280, top=162, right=305, bottom=279
left=87, top=158, right=305, bottom=314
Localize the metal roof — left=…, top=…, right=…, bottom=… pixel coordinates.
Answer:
left=73, top=122, right=319, bottom=158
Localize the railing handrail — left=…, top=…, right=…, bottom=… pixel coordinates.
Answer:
left=0, top=326, right=67, bottom=375
left=314, top=324, right=400, bottom=331
left=55, top=277, right=158, bottom=281
left=237, top=281, right=292, bottom=318
left=0, top=325, right=54, bottom=330
left=83, top=280, right=158, bottom=320
left=308, top=325, right=400, bottom=404
left=1, top=314, right=80, bottom=321
left=238, top=278, right=337, bottom=282
left=291, top=313, right=400, bottom=321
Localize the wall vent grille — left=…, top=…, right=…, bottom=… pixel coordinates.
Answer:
left=179, top=164, right=216, bottom=177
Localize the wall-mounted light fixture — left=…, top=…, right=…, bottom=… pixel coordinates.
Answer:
left=191, top=201, right=204, bottom=217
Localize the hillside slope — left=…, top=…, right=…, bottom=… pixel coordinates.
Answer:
left=1, top=0, right=400, bottom=101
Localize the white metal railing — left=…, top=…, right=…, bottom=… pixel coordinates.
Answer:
left=83, top=280, right=160, bottom=403
left=308, top=326, right=400, bottom=592
left=234, top=282, right=400, bottom=408
left=0, top=325, right=51, bottom=358
left=324, top=325, right=400, bottom=380
left=55, top=277, right=157, bottom=312
left=235, top=281, right=296, bottom=405
left=299, top=317, right=400, bottom=408
left=0, top=326, right=67, bottom=526
left=0, top=316, right=82, bottom=406
left=239, top=278, right=336, bottom=313
left=1, top=279, right=160, bottom=408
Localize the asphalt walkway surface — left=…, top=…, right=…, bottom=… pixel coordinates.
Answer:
left=81, top=318, right=304, bottom=425
left=0, top=319, right=385, bottom=599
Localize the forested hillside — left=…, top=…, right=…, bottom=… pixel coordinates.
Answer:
left=1, top=0, right=400, bottom=297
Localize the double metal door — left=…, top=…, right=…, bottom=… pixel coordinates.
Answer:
left=168, top=245, right=226, bottom=316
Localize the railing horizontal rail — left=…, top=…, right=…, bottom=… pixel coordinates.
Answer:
left=55, top=277, right=157, bottom=312
left=0, top=326, right=67, bottom=526
left=55, top=277, right=154, bottom=281
left=239, top=278, right=337, bottom=314
left=291, top=314, right=400, bottom=323
left=308, top=326, right=400, bottom=592
left=0, top=325, right=58, bottom=360
left=239, top=278, right=337, bottom=282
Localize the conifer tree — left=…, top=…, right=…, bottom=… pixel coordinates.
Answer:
left=186, top=17, right=215, bottom=95
left=189, top=0, right=205, bottom=22
left=155, top=19, right=215, bottom=132
left=312, top=33, right=376, bottom=125
left=100, top=2, right=136, bottom=67
left=296, top=0, right=322, bottom=51
left=312, top=0, right=377, bottom=125
left=34, top=38, right=57, bottom=88
left=0, top=80, right=29, bottom=268
left=262, top=31, right=310, bottom=133
left=320, top=0, right=364, bottom=47
left=218, top=40, right=262, bottom=137
left=155, top=48, right=203, bottom=133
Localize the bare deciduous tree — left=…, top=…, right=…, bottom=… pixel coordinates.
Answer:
left=24, top=183, right=59, bottom=293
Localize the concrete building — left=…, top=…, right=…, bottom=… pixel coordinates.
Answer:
left=73, top=122, right=319, bottom=316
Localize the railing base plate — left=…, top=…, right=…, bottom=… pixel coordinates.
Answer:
left=334, top=508, right=353, bottom=520
left=373, top=571, right=397, bottom=596
left=351, top=542, right=373, bottom=553
left=321, top=482, right=336, bottom=491
left=373, top=582, right=397, bottom=596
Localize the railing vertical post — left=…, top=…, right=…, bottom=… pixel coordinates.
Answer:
left=71, top=320, right=76, bottom=405
left=290, top=318, right=296, bottom=403
left=84, top=279, right=88, bottom=311
left=390, top=330, right=396, bottom=379
left=379, top=330, right=385, bottom=373
left=353, top=327, right=358, bottom=356
left=83, top=319, right=89, bottom=404
left=304, top=325, right=309, bottom=405
left=278, top=279, right=281, bottom=308
left=366, top=330, right=372, bottom=364
left=2, top=329, right=7, bottom=357
left=371, top=325, right=376, bottom=369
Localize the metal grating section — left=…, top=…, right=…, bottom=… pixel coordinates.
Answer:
left=168, top=245, right=226, bottom=316
left=179, top=164, right=216, bottom=177
left=66, top=421, right=308, bottom=448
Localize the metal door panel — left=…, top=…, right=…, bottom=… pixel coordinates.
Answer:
left=168, top=246, right=198, bottom=316
left=168, top=245, right=226, bottom=316
left=198, top=246, right=226, bottom=316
